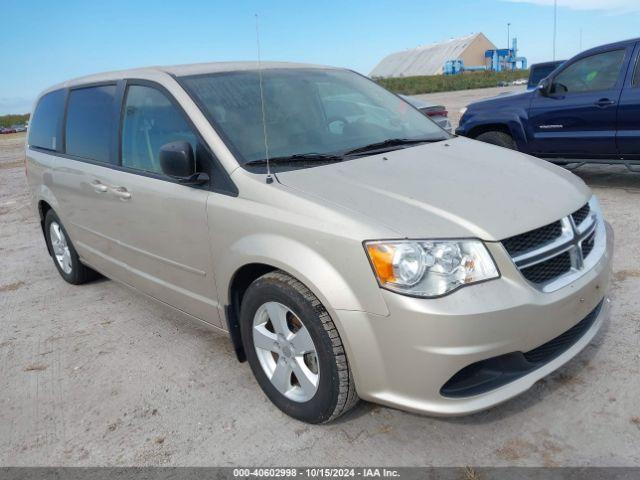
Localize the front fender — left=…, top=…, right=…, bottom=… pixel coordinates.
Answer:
left=457, top=91, right=534, bottom=151
left=216, top=233, right=390, bottom=319
left=506, top=116, right=529, bottom=150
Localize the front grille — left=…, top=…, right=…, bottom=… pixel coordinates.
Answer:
left=502, top=221, right=562, bottom=256
left=572, top=203, right=591, bottom=226
left=501, top=199, right=601, bottom=290
left=582, top=231, right=595, bottom=259
left=520, top=251, right=572, bottom=284
left=524, top=299, right=603, bottom=363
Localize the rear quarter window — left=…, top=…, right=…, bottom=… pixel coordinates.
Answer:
left=65, top=85, right=117, bottom=163
left=28, top=89, right=65, bottom=151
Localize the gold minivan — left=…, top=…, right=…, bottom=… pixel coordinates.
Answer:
left=26, top=62, right=612, bottom=423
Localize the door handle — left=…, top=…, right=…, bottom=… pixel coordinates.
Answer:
left=594, top=98, right=616, bottom=108
left=111, top=186, right=132, bottom=200
left=91, top=180, right=108, bottom=193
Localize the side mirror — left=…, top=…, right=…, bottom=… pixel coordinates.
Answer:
left=159, top=141, right=195, bottom=178
left=537, top=77, right=551, bottom=96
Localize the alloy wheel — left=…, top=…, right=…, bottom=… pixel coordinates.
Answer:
left=50, top=221, right=72, bottom=274
left=252, top=301, right=319, bottom=402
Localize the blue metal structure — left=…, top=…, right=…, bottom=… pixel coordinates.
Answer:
left=444, top=37, right=527, bottom=75
left=485, top=38, right=528, bottom=72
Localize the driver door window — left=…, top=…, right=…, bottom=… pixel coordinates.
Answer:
left=121, top=85, right=197, bottom=175
left=552, top=50, right=626, bottom=94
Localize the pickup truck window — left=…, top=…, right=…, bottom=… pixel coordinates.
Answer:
left=528, top=62, right=563, bottom=89
left=552, top=49, right=626, bottom=94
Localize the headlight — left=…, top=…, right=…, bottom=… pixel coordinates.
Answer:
left=365, top=239, right=499, bottom=297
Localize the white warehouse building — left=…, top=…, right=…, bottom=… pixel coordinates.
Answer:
left=370, top=33, right=497, bottom=78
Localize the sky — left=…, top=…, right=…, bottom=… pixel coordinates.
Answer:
left=2, top=0, right=640, bottom=115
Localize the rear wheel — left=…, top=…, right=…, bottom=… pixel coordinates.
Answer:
left=475, top=131, right=516, bottom=150
left=44, top=210, right=99, bottom=285
left=240, top=271, right=358, bottom=423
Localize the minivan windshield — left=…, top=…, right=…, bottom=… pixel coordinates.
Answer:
left=179, top=68, right=451, bottom=169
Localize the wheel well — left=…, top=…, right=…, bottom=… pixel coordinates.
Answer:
left=38, top=200, right=52, bottom=222
left=226, top=263, right=277, bottom=362
left=38, top=201, right=53, bottom=255
left=468, top=124, right=512, bottom=139
left=229, top=263, right=278, bottom=314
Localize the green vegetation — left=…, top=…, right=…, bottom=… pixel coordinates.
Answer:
left=375, top=70, right=529, bottom=95
left=0, top=113, right=30, bottom=128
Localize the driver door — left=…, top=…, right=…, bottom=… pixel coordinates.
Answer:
left=103, top=82, right=221, bottom=325
left=528, top=47, right=630, bottom=158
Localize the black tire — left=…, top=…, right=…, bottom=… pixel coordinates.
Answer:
left=475, top=131, right=517, bottom=150
left=44, top=210, right=99, bottom=285
left=240, top=271, right=359, bottom=423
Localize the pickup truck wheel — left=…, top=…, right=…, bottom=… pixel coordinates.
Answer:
left=475, top=131, right=517, bottom=150
left=44, top=210, right=99, bottom=285
left=240, top=271, right=359, bottom=423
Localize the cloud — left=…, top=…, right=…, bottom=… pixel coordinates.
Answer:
left=504, top=0, right=640, bottom=13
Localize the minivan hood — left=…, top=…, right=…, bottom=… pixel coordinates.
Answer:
left=275, top=136, right=590, bottom=241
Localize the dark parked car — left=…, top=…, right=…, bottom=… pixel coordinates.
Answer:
left=0, top=127, right=17, bottom=134
left=527, top=60, right=565, bottom=89
left=457, top=38, right=640, bottom=169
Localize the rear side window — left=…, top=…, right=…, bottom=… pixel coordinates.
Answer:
left=28, top=89, right=65, bottom=151
left=552, top=50, right=626, bottom=94
left=65, top=85, right=117, bottom=163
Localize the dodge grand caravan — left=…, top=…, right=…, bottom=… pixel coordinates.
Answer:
left=26, top=62, right=613, bottom=423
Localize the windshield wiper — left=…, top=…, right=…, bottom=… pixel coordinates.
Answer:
left=342, top=138, right=443, bottom=156
left=245, top=153, right=344, bottom=166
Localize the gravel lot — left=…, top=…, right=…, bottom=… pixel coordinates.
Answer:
left=1, top=90, right=639, bottom=467
left=415, top=85, right=524, bottom=127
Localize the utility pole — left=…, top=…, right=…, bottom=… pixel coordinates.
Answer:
left=579, top=28, right=583, bottom=52
left=553, top=0, right=557, bottom=60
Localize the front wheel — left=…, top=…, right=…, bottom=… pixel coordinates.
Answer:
left=240, top=271, right=358, bottom=423
left=475, top=131, right=517, bottom=150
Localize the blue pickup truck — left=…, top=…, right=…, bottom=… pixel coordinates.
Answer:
left=456, top=38, right=640, bottom=169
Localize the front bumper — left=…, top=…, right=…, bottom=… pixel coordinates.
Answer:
left=455, top=115, right=470, bottom=136
left=336, top=222, right=613, bottom=416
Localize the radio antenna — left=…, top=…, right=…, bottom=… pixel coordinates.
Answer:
left=255, top=13, right=273, bottom=184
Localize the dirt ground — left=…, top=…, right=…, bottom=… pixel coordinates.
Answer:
left=1, top=97, right=639, bottom=467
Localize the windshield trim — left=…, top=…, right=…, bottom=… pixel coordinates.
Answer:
left=174, top=68, right=452, bottom=172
